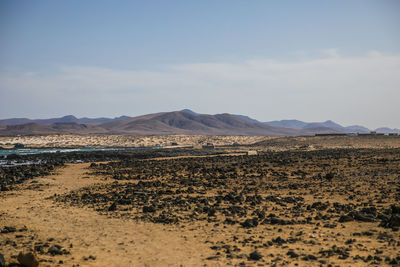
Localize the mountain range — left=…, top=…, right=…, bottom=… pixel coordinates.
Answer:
left=0, top=115, right=130, bottom=126
left=0, top=109, right=398, bottom=136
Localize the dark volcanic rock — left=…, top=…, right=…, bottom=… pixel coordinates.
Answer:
left=48, top=244, right=68, bottom=255
left=380, top=214, right=400, bottom=229
left=263, top=216, right=291, bottom=225
left=108, top=202, right=117, bottom=211
left=311, top=201, right=330, bottom=211
left=142, top=206, right=156, bottom=213
left=352, top=211, right=375, bottom=222
left=339, top=214, right=354, bottom=222
left=340, top=211, right=376, bottom=223
left=0, top=253, right=5, bottom=267
left=241, top=218, right=258, bottom=228
left=1, top=226, right=16, bottom=233
left=17, top=251, right=39, bottom=267
left=0, top=162, right=63, bottom=190
left=249, top=251, right=262, bottom=261
left=48, top=245, right=63, bottom=255
left=325, top=172, right=335, bottom=181
left=391, top=205, right=400, bottom=214
left=302, top=254, right=317, bottom=261
left=286, top=251, right=299, bottom=258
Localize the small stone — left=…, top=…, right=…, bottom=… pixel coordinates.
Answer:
left=339, top=214, right=353, bottom=223
left=0, top=253, right=5, bottom=267
left=108, top=202, right=117, bottom=211
left=286, top=251, right=299, bottom=258
left=241, top=218, right=258, bottom=228
left=249, top=251, right=262, bottom=261
left=142, top=206, right=156, bottom=213
left=391, top=205, right=400, bottom=214
left=325, top=172, right=334, bottom=181
left=302, top=254, right=317, bottom=261
left=1, top=226, right=16, bottom=233
left=353, top=212, right=375, bottom=222
left=48, top=244, right=63, bottom=255
left=388, top=214, right=400, bottom=228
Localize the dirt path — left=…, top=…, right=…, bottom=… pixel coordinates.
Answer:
left=0, top=163, right=213, bottom=267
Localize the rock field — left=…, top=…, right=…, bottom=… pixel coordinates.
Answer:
left=1, top=136, right=400, bottom=266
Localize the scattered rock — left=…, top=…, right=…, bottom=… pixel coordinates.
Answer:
left=249, top=251, right=262, bottom=261
left=302, top=254, right=317, bottom=261
left=286, top=251, right=299, bottom=258
left=352, top=211, right=375, bottom=222
left=380, top=214, right=400, bottom=229
left=391, top=205, right=400, bottom=214
left=142, top=206, right=156, bottom=213
left=0, top=253, right=5, bottom=267
left=325, top=172, right=335, bottom=181
left=241, top=218, right=258, bottom=228
left=1, top=226, right=16, bottom=233
left=47, top=244, right=69, bottom=255
left=339, top=214, right=354, bottom=223
left=108, top=202, right=117, bottom=211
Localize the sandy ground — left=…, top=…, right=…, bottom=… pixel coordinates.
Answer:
left=0, top=134, right=272, bottom=149
left=0, top=163, right=215, bottom=267
left=1, top=134, right=400, bottom=151
left=2, top=152, right=399, bottom=266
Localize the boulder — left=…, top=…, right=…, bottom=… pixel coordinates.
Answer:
left=17, top=251, right=39, bottom=267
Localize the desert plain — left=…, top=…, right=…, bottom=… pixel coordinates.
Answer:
left=1, top=134, right=400, bottom=267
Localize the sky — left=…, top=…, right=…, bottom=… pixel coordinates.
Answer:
left=0, top=0, right=399, bottom=129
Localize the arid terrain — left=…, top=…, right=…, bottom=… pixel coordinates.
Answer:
left=1, top=135, right=400, bottom=266
left=2, top=134, right=400, bottom=150
left=0, top=134, right=271, bottom=149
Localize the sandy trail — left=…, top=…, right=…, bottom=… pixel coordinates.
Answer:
left=0, top=163, right=212, bottom=267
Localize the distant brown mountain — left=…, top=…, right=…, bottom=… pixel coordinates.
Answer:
left=264, top=119, right=370, bottom=133
left=100, top=111, right=302, bottom=135
left=0, top=110, right=377, bottom=136
left=0, top=115, right=130, bottom=126
left=1, top=122, right=105, bottom=135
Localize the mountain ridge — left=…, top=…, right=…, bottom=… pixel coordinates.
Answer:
left=0, top=115, right=131, bottom=126
left=0, top=110, right=397, bottom=136
left=263, top=119, right=370, bottom=133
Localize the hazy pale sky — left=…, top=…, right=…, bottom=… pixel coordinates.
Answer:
left=0, top=0, right=399, bottom=129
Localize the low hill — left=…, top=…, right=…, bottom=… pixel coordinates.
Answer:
left=264, top=119, right=370, bottom=133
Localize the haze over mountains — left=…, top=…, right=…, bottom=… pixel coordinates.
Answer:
left=0, top=109, right=399, bottom=136
left=0, top=115, right=130, bottom=126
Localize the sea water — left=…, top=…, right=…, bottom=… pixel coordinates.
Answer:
left=0, top=147, right=124, bottom=166
left=0, top=147, right=122, bottom=157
